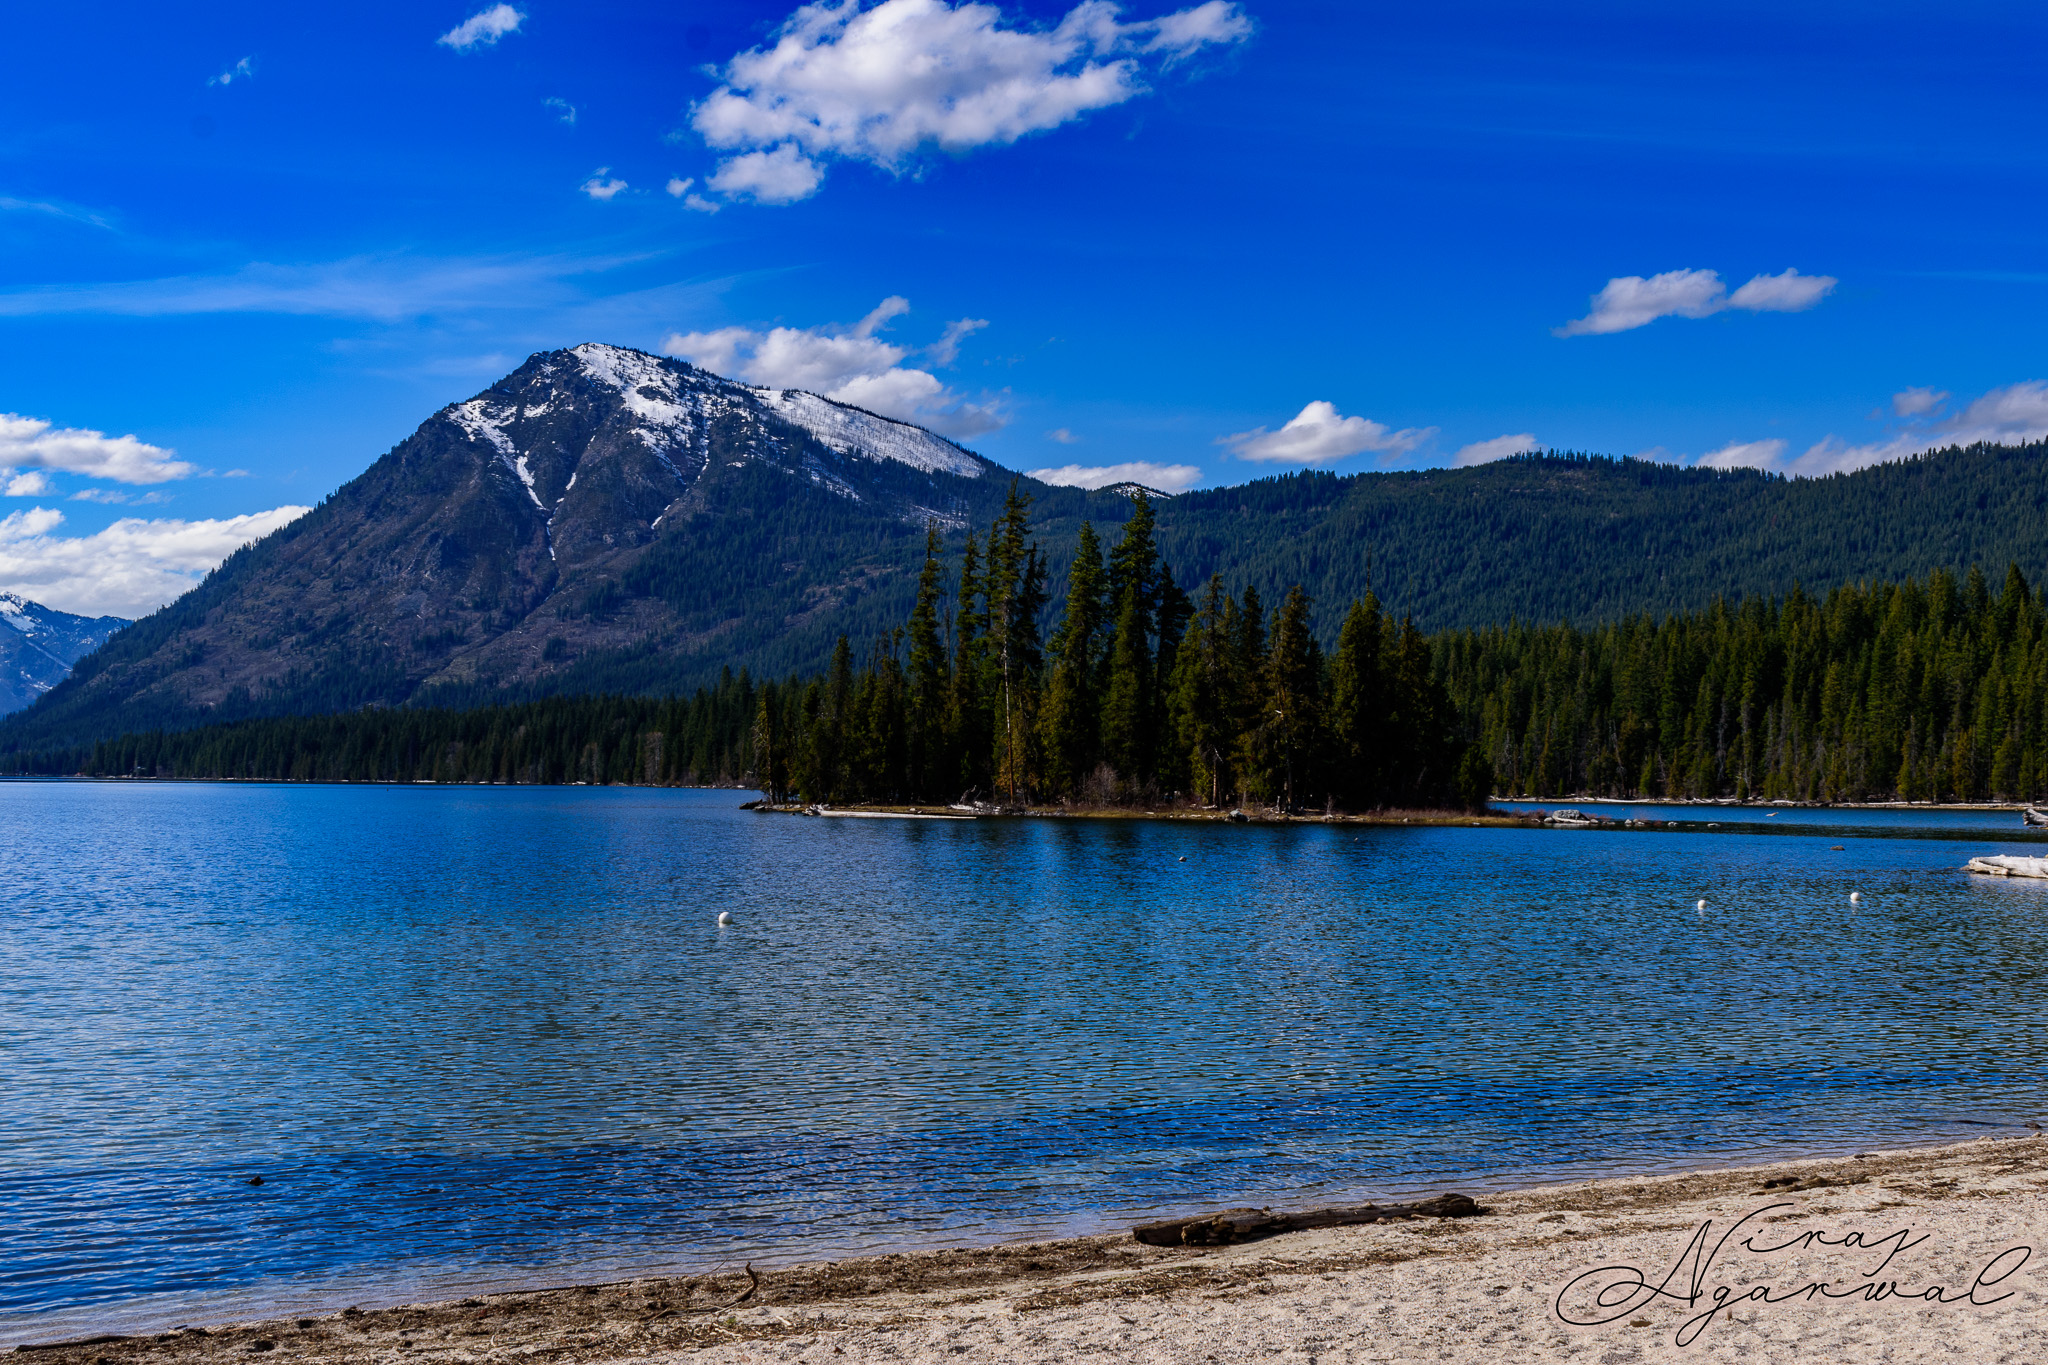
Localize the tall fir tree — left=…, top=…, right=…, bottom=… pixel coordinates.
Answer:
left=1040, top=520, right=1107, bottom=796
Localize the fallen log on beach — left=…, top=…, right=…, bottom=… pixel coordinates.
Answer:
left=1133, top=1192, right=1490, bottom=1247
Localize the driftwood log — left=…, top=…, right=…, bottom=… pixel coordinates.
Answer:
left=1133, top=1193, right=1489, bottom=1247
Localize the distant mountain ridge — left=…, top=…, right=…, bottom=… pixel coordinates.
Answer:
left=0, top=594, right=128, bottom=716
left=7, top=342, right=2048, bottom=757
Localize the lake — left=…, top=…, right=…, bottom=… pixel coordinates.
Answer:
left=5, top=782, right=2048, bottom=1342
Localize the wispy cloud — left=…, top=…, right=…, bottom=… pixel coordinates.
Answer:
left=544, top=97, right=577, bottom=125
left=208, top=56, right=255, bottom=87
left=0, top=252, right=651, bottom=323
left=663, top=296, right=1005, bottom=438
left=0, top=196, right=113, bottom=230
left=1690, top=379, right=2048, bottom=478
left=926, top=317, right=988, bottom=366
left=1695, top=438, right=1788, bottom=471
left=1027, top=460, right=1201, bottom=493
left=0, top=504, right=310, bottom=618
left=1045, top=427, right=1079, bottom=444
left=579, top=169, right=629, bottom=200
left=1557, top=267, right=1836, bottom=337
left=438, top=4, right=524, bottom=51
left=665, top=177, right=721, bottom=212
left=0, top=414, right=194, bottom=484
left=70, top=487, right=174, bottom=505
left=1891, top=386, right=1947, bottom=417
left=1452, top=433, right=1540, bottom=466
left=1222, top=401, right=1432, bottom=464
left=686, top=0, right=1251, bottom=204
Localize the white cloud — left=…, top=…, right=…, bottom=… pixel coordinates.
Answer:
left=208, top=56, right=254, bottom=87
left=1696, top=438, right=1788, bottom=471
left=927, top=316, right=988, bottom=365
left=663, top=296, right=1004, bottom=438
left=0, top=196, right=112, bottom=230
left=664, top=177, right=722, bottom=212
left=1691, top=379, right=2048, bottom=479
left=438, top=4, right=524, bottom=50
left=687, top=0, right=1250, bottom=204
left=544, top=97, right=577, bottom=125
left=1045, top=427, right=1079, bottom=444
left=4, top=472, right=52, bottom=496
left=1727, top=268, right=1836, bottom=313
left=0, top=505, right=311, bottom=618
left=1452, top=433, right=1540, bottom=467
left=579, top=169, right=629, bottom=200
left=0, top=414, right=194, bottom=484
left=706, top=144, right=825, bottom=203
left=1892, top=386, right=1948, bottom=417
left=1028, top=461, right=1201, bottom=493
left=1221, top=401, right=1433, bottom=465
left=70, top=488, right=172, bottom=505
left=1557, top=267, right=1837, bottom=336
left=0, top=252, right=655, bottom=323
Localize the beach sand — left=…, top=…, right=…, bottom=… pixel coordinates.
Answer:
left=23, top=1135, right=2048, bottom=1364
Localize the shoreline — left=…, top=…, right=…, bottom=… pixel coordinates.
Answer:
left=19, top=1133, right=2048, bottom=1362
left=744, top=798, right=2047, bottom=828
left=3, top=773, right=2040, bottom=816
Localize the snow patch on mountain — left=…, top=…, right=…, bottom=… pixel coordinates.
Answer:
left=447, top=399, right=545, bottom=510
left=753, top=388, right=985, bottom=478
left=571, top=343, right=701, bottom=449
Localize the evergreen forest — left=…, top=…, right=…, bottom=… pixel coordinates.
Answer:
left=27, top=489, right=2048, bottom=808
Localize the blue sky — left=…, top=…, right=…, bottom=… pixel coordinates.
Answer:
left=2, top=0, right=2046, bottom=615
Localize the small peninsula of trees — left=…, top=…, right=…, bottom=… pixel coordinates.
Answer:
left=753, top=486, right=1485, bottom=811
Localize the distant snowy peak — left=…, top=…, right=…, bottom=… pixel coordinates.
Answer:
left=0, top=592, right=130, bottom=713
left=750, top=388, right=987, bottom=480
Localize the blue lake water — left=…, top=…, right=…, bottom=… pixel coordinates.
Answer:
left=5, top=782, right=2048, bottom=1342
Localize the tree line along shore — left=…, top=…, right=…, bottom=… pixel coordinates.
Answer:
left=16, top=487, right=2048, bottom=808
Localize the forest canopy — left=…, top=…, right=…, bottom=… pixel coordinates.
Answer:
left=25, top=490, right=2048, bottom=808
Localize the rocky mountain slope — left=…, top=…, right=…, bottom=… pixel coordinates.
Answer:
left=1, top=344, right=1098, bottom=751
left=0, top=594, right=128, bottom=716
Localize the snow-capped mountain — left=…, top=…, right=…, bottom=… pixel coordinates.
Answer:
left=0, top=345, right=1077, bottom=749
left=0, top=594, right=129, bottom=716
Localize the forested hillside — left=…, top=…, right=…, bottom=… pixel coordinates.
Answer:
left=1446, top=564, right=2048, bottom=803
left=1161, top=441, right=2048, bottom=632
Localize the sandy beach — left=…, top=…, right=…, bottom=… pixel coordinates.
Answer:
left=23, top=1135, right=2047, bottom=1364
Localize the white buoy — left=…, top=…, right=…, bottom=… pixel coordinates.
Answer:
left=1178, top=855, right=1186, bottom=862
left=1697, top=899, right=1707, bottom=911
left=1849, top=892, right=1861, bottom=905
left=717, top=911, right=734, bottom=927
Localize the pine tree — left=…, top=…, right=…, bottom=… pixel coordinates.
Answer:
left=1262, top=585, right=1321, bottom=810
left=1040, top=520, right=1107, bottom=797
left=1100, top=585, right=1151, bottom=792
left=1330, top=593, right=1385, bottom=807
left=1165, top=576, right=1233, bottom=807
left=906, top=526, right=951, bottom=798
left=983, top=482, right=1046, bottom=801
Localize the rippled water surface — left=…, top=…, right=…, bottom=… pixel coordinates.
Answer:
left=6, top=782, right=2048, bottom=1340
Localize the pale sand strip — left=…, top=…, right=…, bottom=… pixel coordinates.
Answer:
left=27, top=1136, right=2048, bottom=1364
